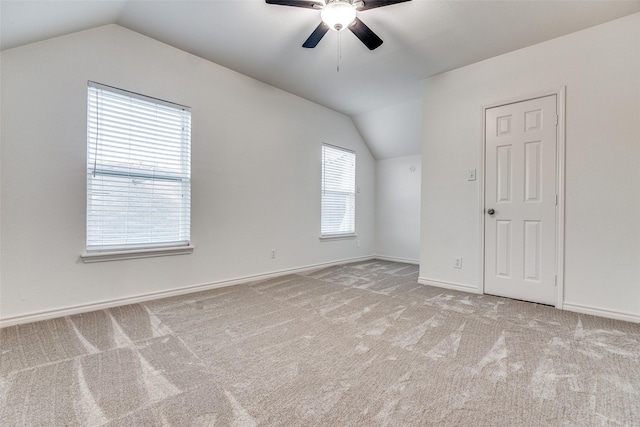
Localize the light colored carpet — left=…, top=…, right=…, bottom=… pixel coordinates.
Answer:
left=1, top=260, right=639, bottom=426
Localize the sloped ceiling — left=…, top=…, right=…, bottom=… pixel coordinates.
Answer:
left=2, top=1, right=639, bottom=159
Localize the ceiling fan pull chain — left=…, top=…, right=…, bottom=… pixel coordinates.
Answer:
left=337, top=30, right=341, bottom=72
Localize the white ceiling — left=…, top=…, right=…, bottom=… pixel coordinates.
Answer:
left=2, top=0, right=639, bottom=158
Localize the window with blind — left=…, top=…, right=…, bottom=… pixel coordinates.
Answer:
left=321, top=144, right=356, bottom=237
left=86, top=82, right=191, bottom=253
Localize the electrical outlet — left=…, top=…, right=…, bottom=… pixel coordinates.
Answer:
left=453, top=257, right=462, bottom=269
left=271, top=249, right=276, bottom=259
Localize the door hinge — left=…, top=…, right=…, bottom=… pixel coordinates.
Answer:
left=555, top=275, right=558, bottom=286
left=555, top=115, right=559, bottom=126
left=555, top=195, right=558, bottom=206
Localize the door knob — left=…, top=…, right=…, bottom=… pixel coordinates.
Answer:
left=487, top=208, right=495, bottom=215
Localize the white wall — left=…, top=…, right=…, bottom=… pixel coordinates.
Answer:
left=352, top=98, right=422, bottom=160
left=375, top=155, right=421, bottom=263
left=421, top=13, right=640, bottom=321
left=0, top=25, right=376, bottom=323
left=0, top=51, right=2, bottom=291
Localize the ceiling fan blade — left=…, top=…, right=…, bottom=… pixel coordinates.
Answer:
left=348, top=17, right=383, bottom=50
left=303, top=22, right=330, bottom=48
left=357, top=0, right=411, bottom=11
left=265, top=0, right=323, bottom=9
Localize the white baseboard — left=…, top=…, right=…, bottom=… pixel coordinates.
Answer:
left=9, top=257, right=636, bottom=327
left=563, top=302, right=640, bottom=324
left=0, top=256, right=375, bottom=328
left=374, top=255, right=420, bottom=265
left=416, top=280, right=639, bottom=324
left=418, top=277, right=481, bottom=294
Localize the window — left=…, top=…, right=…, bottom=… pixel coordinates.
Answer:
left=86, top=82, right=191, bottom=255
left=321, top=144, right=356, bottom=237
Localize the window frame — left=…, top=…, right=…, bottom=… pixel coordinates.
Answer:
left=320, top=143, right=357, bottom=240
left=82, top=81, right=193, bottom=262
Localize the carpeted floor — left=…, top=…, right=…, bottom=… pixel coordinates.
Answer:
left=1, top=260, right=639, bottom=426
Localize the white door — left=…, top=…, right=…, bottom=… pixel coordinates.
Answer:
left=484, top=95, right=557, bottom=305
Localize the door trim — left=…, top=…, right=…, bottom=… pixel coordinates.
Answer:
left=479, top=87, right=566, bottom=309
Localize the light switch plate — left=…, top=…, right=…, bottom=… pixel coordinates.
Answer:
left=467, top=169, right=476, bottom=181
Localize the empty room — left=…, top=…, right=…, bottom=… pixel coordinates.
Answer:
left=1, top=1, right=639, bottom=425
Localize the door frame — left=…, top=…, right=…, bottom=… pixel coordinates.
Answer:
left=478, top=87, right=566, bottom=309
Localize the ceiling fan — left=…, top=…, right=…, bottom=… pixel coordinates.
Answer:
left=265, top=0, right=411, bottom=50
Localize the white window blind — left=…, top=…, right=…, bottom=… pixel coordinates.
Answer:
left=321, top=144, right=356, bottom=237
left=86, top=82, right=191, bottom=252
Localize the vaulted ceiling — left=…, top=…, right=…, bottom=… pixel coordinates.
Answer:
left=2, top=1, right=639, bottom=158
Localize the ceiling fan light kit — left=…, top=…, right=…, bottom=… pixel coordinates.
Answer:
left=321, top=1, right=357, bottom=31
left=266, top=0, right=410, bottom=50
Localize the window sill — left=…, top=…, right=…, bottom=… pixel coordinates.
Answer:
left=81, top=245, right=194, bottom=263
left=319, top=234, right=357, bottom=241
